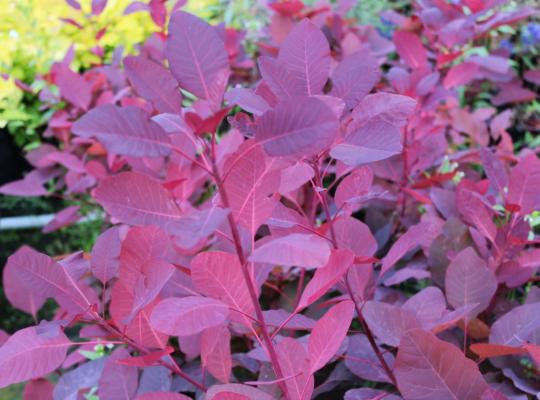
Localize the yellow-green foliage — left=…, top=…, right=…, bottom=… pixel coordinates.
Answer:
left=0, top=0, right=158, bottom=145
left=0, top=0, right=221, bottom=147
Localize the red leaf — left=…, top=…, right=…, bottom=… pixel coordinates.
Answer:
left=395, top=329, right=489, bottom=399
left=191, top=251, right=255, bottom=322
left=185, top=107, right=231, bottom=136
left=443, top=62, right=480, bottom=88
left=23, top=379, right=54, bottom=400
left=276, top=338, right=314, bottom=400
left=72, top=105, right=171, bottom=157
left=201, top=325, right=232, bottom=383
left=117, top=347, right=174, bottom=367
left=255, top=97, right=338, bottom=158
left=393, top=31, right=428, bottom=69
left=308, top=301, right=355, bottom=373
left=124, top=56, right=182, bottom=114
left=296, top=249, right=354, bottom=311
left=469, top=343, right=526, bottom=359
left=249, top=233, right=332, bottom=269
left=205, top=384, right=274, bottom=400
left=223, top=141, right=280, bottom=234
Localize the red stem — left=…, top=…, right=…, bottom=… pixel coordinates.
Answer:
left=400, top=126, right=409, bottom=218
left=312, top=163, right=397, bottom=386
left=209, top=146, right=290, bottom=399
left=95, top=314, right=207, bottom=391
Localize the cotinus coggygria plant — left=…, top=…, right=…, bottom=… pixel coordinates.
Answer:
left=1, top=1, right=540, bottom=399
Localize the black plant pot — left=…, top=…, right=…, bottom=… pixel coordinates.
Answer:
left=0, top=129, right=30, bottom=185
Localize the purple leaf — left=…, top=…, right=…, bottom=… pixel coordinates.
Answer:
left=53, top=358, right=107, bottom=400
left=258, top=56, right=295, bottom=99
left=136, top=393, right=192, bottom=400
left=345, top=335, right=395, bottom=383
left=72, top=105, right=171, bottom=157
left=125, top=55, right=182, bottom=114
left=91, top=226, right=123, bottom=284
left=98, top=348, right=138, bottom=400
left=150, top=296, right=229, bottom=336
left=53, top=64, right=91, bottom=110
left=330, top=49, right=380, bottom=109
left=225, top=87, right=270, bottom=115
left=166, top=11, right=229, bottom=104
left=127, top=259, right=175, bottom=323
left=351, top=93, right=416, bottom=127
left=480, top=148, right=508, bottom=194
left=507, top=152, right=540, bottom=215
left=249, top=233, right=332, bottom=269
left=0, top=170, right=50, bottom=197
left=308, top=301, right=355, bottom=373
left=363, top=301, right=420, bottom=346
left=490, top=302, right=540, bottom=346
left=278, top=19, right=330, bottom=96
left=3, top=246, right=90, bottom=316
left=445, top=247, right=497, bottom=318
left=0, top=324, right=71, bottom=388
left=94, top=172, right=181, bottom=228
left=330, top=117, right=402, bottom=166
left=172, top=206, right=230, bottom=249
left=344, top=388, right=401, bottom=400
left=42, top=206, right=80, bottom=233
left=402, top=287, right=447, bottom=329
left=255, top=97, right=338, bottom=158
left=395, top=329, right=489, bottom=399
left=92, top=0, right=108, bottom=15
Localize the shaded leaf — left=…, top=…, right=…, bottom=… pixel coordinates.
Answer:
left=395, top=329, right=488, bottom=399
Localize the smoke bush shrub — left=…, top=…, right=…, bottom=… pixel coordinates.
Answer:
left=1, top=1, right=540, bottom=399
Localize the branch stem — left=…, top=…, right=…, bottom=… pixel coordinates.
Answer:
left=312, top=162, right=397, bottom=387
left=209, top=147, right=290, bottom=399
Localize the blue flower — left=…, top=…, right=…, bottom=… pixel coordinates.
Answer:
left=499, top=39, right=514, bottom=53
left=520, top=22, right=540, bottom=49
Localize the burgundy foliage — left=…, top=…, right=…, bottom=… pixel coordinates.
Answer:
left=1, top=1, right=540, bottom=399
